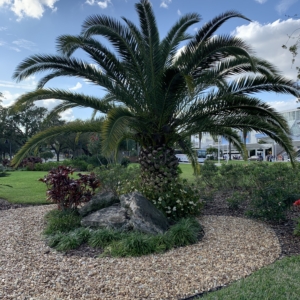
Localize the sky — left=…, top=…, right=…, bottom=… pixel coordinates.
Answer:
left=0, top=0, right=300, bottom=121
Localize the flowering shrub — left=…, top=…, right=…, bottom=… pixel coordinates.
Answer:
left=118, top=177, right=203, bottom=220
left=39, top=166, right=101, bottom=210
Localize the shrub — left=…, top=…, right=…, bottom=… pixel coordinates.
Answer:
left=43, top=209, right=82, bottom=235
left=19, top=156, right=42, bottom=170
left=120, top=177, right=203, bottom=220
left=226, top=191, right=246, bottom=210
left=87, top=164, right=94, bottom=171
left=40, top=151, right=54, bottom=162
left=95, top=164, right=140, bottom=194
left=246, top=164, right=300, bottom=221
left=120, top=157, right=130, bottom=167
left=200, top=160, right=219, bottom=186
left=40, top=166, right=101, bottom=210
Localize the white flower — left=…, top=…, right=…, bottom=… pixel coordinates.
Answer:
left=173, top=207, right=176, bottom=211
left=158, top=197, right=162, bottom=201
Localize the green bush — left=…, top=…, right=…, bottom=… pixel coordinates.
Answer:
left=118, top=171, right=204, bottom=220
left=43, top=209, right=82, bottom=235
left=226, top=191, right=246, bottom=210
left=95, top=164, right=140, bottom=194
left=200, top=160, right=219, bottom=186
left=245, top=163, right=300, bottom=221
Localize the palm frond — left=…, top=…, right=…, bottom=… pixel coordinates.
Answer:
left=188, top=11, right=251, bottom=49
left=11, top=89, right=113, bottom=114
left=101, top=107, right=135, bottom=156
left=11, top=120, right=103, bottom=167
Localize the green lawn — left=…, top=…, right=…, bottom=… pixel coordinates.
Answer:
left=199, top=255, right=300, bottom=300
left=0, top=171, right=49, bottom=204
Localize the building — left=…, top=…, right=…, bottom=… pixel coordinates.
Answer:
left=191, top=108, right=300, bottom=160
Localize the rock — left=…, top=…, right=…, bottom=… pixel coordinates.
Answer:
left=120, top=192, right=169, bottom=234
left=78, top=191, right=119, bottom=217
left=81, top=206, right=128, bottom=229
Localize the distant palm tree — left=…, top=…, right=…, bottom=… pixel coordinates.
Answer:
left=12, top=0, right=299, bottom=191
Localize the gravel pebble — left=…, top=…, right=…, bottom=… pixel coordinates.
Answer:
left=0, top=205, right=281, bottom=300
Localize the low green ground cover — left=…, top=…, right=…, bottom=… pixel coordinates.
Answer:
left=43, top=209, right=204, bottom=257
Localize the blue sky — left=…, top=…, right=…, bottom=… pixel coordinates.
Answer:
left=0, top=0, right=300, bottom=121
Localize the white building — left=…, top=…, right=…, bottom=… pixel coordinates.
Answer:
left=191, top=108, right=300, bottom=160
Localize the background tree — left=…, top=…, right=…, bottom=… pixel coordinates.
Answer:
left=11, top=0, right=300, bottom=194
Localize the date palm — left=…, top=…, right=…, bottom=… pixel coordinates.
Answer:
left=12, top=0, right=299, bottom=191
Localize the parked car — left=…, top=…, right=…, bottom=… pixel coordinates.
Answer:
left=248, top=155, right=259, bottom=161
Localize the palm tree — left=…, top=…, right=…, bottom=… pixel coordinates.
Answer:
left=12, top=0, right=299, bottom=192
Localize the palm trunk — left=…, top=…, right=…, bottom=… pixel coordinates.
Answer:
left=139, top=145, right=179, bottom=191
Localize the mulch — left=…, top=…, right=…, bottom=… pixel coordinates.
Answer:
left=1, top=195, right=299, bottom=259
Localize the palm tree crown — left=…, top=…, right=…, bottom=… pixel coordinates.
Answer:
left=12, top=0, right=299, bottom=189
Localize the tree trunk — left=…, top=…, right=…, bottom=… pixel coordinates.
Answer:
left=229, top=141, right=232, bottom=160
left=139, top=145, right=179, bottom=192
left=198, top=132, right=202, bottom=149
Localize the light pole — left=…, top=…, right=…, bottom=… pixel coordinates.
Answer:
left=5, top=139, right=11, bottom=160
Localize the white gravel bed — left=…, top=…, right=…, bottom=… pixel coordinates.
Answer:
left=0, top=205, right=281, bottom=300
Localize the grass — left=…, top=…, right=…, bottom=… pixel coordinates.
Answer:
left=198, top=255, right=300, bottom=300
left=0, top=170, right=88, bottom=205
left=0, top=171, right=48, bottom=204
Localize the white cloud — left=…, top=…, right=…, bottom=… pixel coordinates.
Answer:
left=12, top=39, right=37, bottom=51
left=177, top=9, right=181, bottom=16
left=0, top=0, right=58, bottom=20
left=276, top=0, right=298, bottom=14
left=10, top=46, right=20, bottom=52
left=254, top=0, right=267, bottom=3
left=160, top=0, right=171, bottom=8
left=85, top=0, right=111, bottom=9
left=0, top=0, right=10, bottom=6
left=97, top=0, right=111, bottom=9
left=0, top=77, right=37, bottom=90
left=232, top=18, right=300, bottom=80
left=1, top=90, right=21, bottom=107
left=69, top=82, right=82, bottom=91
left=0, top=26, right=7, bottom=31
left=59, top=108, right=75, bottom=121
left=267, top=98, right=299, bottom=111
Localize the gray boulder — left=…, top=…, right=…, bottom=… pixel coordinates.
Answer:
left=81, top=206, right=128, bottom=229
left=78, top=191, right=119, bottom=217
left=120, top=192, right=169, bottom=234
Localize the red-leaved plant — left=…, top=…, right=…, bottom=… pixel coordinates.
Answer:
left=39, top=165, right=101, bottom=210
left=293, top=199, right=300, bottom=207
